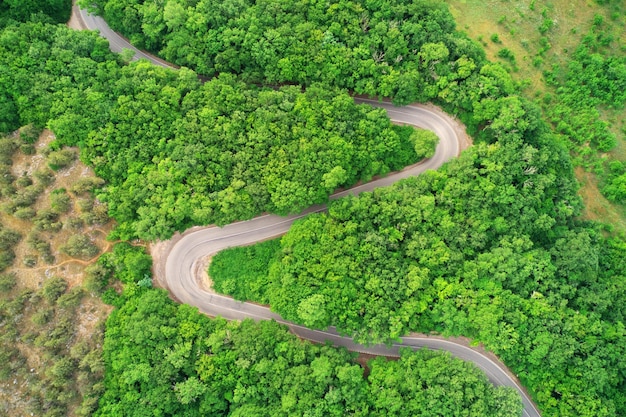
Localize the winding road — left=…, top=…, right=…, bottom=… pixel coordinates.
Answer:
left=71, top=5, right=541, bottom=417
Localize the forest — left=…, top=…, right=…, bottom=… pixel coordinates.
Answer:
left=0, top=22, right=436, bottom=240
left=97, top=287, right=522, bottom=417
left=82, top=0, right=626, bottom=210
left=1, top=0, right=625, bottom=416
left=82, top=0, right=486, bottom=106
left=212, top=133, right=626, bottom=414
left=0, top=0, right=70, bottom=27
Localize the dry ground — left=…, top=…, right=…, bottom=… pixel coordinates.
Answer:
left=0, top=130, right=114, bottom=417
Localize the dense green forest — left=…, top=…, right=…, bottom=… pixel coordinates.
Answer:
left=0, top=12, right=514, bottom=416
left=97, top=287, right=521, bottom=417
left=213, top=136, right=626, bottom=415
left=0, top=0, right=70, bottom=27
left=2, top=0, right=626, bottom=416
left=83, top=0, right=485, bottom=106
left=160, top=1, right=626, bottom=415
left=0, top=22, right=436, bottom=240
left=83, top=0, right=626, bottom=205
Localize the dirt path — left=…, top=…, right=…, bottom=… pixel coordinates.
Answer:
left=67, top=1, right=87, bottom=30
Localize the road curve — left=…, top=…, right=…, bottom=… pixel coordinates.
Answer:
left=72, top=6, right=540, bottom=417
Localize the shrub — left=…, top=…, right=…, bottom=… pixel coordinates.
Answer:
left=0, top=228, right=21, bottom=251
left=81, top=202, right=109, bottom=225
left=23, top=255, right=37, bottom=267
left=67, top=217, right=84, bottom=229
left=33, top=209, right=62, bottom=232
left=46, top=149, right=76, bottom=170
left=0, top=137, right=17, bottom=164
left=33, top=169, right=55, bottom=186
left=0, top=250, right=15, bottom=272
left=13, top=207, right=36, bottom=220
left=0, top=184, right=16, bottom=199
left=0, top=165, right=15, bottom=186
left=18, top=124, right=41, bottom=144
left=0, top=273, right=17, bottom=292
left=50, top=189, right=72, bottom=213
left=539, top=18, right=554, bottom=34
left=61, top=235, right=99, bottom=259
left=15, top=173, right=33, bottom=188
left=31, top=308, right=54, bottom=326
left=56, top=287, right=84, bottom=308
left=497, top=48, right=516, bottom=62
left=70, top=177, right=105, bottom=195
left=83, top=263, right=111, bottom=295
left=20, top=143, right=36, bottom=155
left=13, top=184, right=44, bottom=207
left=41, top=277, right=68, bottom=303
left=76, top=198, right=94, bottom=212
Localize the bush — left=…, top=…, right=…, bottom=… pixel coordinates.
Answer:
left=20, top=143, right=36, bottom=155
left=0, top=250, right=15, bottom=272
left=0, top=165, right=15, bottom=186
left=0, top=228, right=21, bottom=251
left=31, top=308, right=54, bottom=326
left=70, top=177, right=105, bottom=195
left=50, top=189, right=72, bottom=213
left=0, top=184, right=16, bottom=199
left=33, top=209, right=62, bottom=232
left=15, top=173, right=33, bottom=188
left=76, top=198, right=94, bottom=212
left=46, top=149, right=76, bottom=171
left=18, top=124, right=41, bottom=144
left=61, top=235, right=99, bottom=260
left=83, top=263, right=111, bottom=295
left=67, top=217, right=84, bottom=229
left=13, top=184, right=44, bottom=207
left=0, top=344, right=21, bottom=380
left=42, top=252, right=55, bottom=265
left=56, top=287, right=84, bottom=308
left=27, top=232, right=55, bottom=263
left=0, top=137, right=17, bottom=164
left=539, top=18, right=554, bottom=34
left=34, top=169, right=55, bottom=186
left=81, top=202, right=109, bottom=225
left=47, top=357, right=76, bottom=387
left=41, top=277, right=68, bottom=303
left=497, top=48, right=516, bottom=62
left=0, top=272, right=17, bottom=292
left=23, top=255, right=37, bottom=267
left=603, top=173, right=626, bottom=203
left=13, top=206, right=36, bottom=220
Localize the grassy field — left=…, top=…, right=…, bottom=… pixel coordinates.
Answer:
left=446, top=0, right=626, bottom=233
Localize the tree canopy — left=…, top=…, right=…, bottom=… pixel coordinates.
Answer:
left=209, top=73, right=626, bottom=417
left=0, top=22, right=435, bottom=240
left=97, top=288, right=521, bottom=417
left=2, top=1, right=625, bottom=415
left=0, top=0, right=71, bottom=27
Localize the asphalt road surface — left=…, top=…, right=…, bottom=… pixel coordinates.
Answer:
left=72, top=6, right=541, bottom=416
